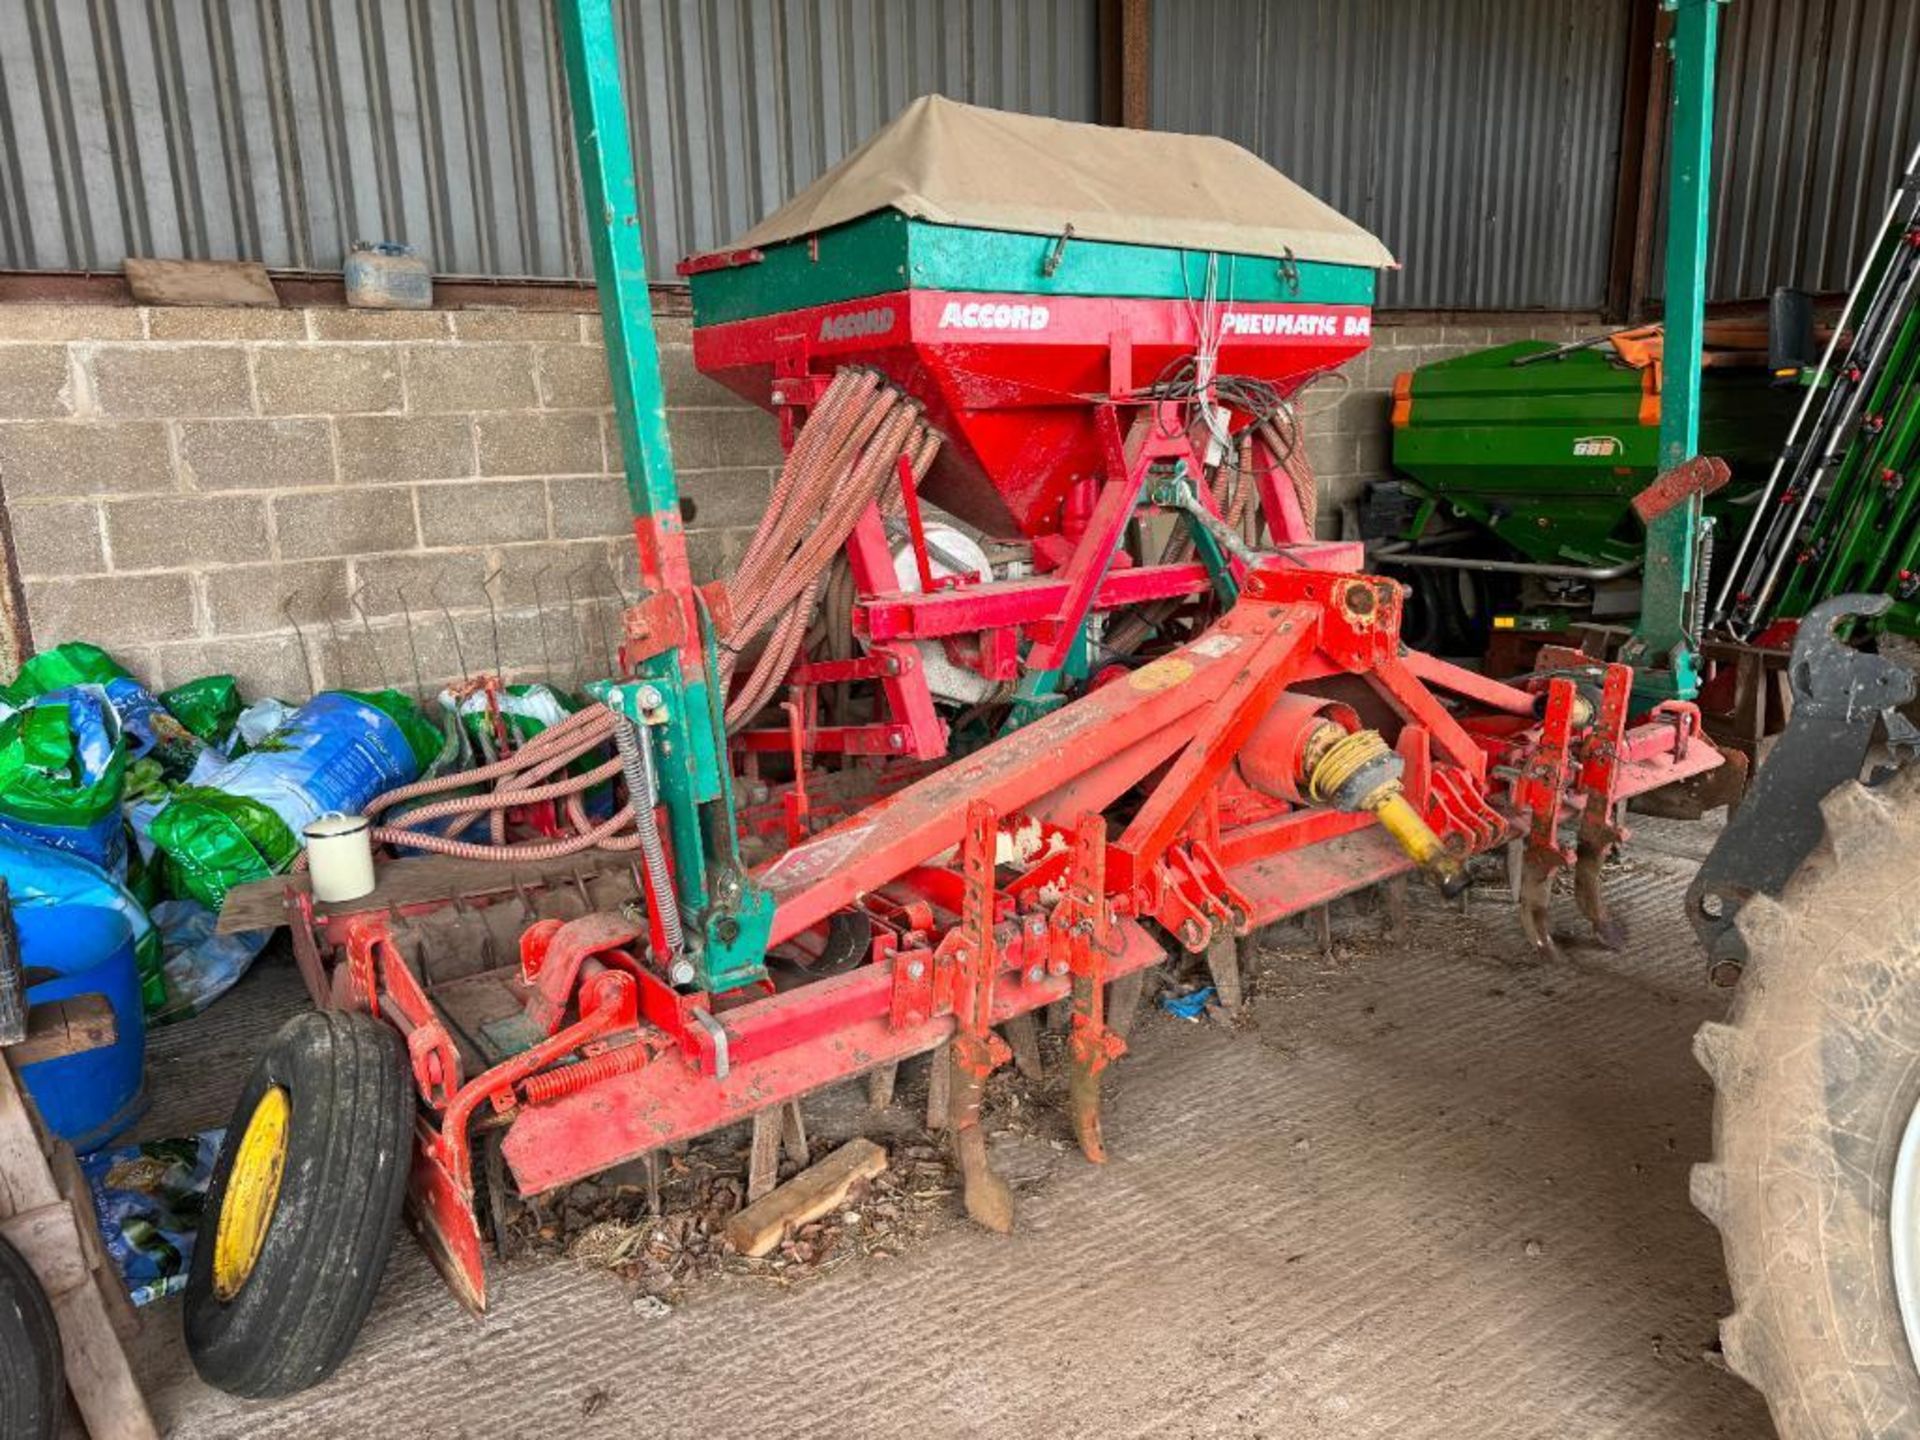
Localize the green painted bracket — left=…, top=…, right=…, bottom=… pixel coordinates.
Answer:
left=1625, top=0, right=1725, bottom=701
left=560, top=0, right=765, bottom=992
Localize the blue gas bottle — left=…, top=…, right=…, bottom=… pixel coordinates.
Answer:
left=16, top=903, right=147, bottom=1152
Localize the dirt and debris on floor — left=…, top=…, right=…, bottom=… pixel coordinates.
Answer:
left=126, top=820, right=1773, bottom=1439
left=512, top=1034, right=1086, bottom=1305
left=526, top=1140, right=953, bottom=1300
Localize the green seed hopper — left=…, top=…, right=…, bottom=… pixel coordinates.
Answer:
left=1385, top=336, right=1794, bottom=574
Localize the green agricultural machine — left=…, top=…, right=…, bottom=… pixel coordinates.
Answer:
left=1381, top=137, right=1920, bottom=660
left=1374, top=328, right=1795, bottom=651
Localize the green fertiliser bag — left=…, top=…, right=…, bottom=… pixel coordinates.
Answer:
left=344, top=689, right=443, bottom=772
left=148, top=690, right=435, bottom=912
left=158, top=675, right=242, bottom=749
left=0, top=642, right=129, bottom=707
left=0, top=694, right=129, bottom=874
left=440, top=683, right=577, bottom=755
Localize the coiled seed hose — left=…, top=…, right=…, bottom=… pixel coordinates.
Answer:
left=717, top=368, right=942, bottom=732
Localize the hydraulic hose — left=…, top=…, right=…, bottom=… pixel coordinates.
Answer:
left=342, top=703, right=645, bottom=862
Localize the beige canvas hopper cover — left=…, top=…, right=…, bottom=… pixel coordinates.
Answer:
left=725, top=95, right=1396, bottom=272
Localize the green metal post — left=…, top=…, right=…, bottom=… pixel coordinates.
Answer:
left=557, top=0, right=769, bottom=991
left=1627, top=0, right=1724, bottom=700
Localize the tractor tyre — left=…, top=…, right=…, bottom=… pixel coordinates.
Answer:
left=184, top=1009, right=413, bottom=1399
left=0, top=1234, right=61, bottom=1440
left=1694, top=765, right=1920, bottom=1436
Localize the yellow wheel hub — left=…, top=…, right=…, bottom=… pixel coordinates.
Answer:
left=212, top=1085, right=291, bottom=1301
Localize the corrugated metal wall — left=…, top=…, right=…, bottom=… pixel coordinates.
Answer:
left=7, top=0, right=1918, bottom=307
left=0, top=0, right=1096, bottom=282
left=1149, top=0, right=1634, bottom=311
left=1702, top=0, right=1920, bottom=300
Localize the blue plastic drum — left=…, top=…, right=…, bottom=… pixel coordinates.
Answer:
left=16, top=904, right=147, bottom=1152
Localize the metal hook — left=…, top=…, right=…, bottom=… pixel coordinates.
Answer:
left=530, top=562, right=555, bottom=686
left=395, top=582, right=428, bottom=702
left=280, top=591, right=318, bottom=696
left=561, top=568, right=584, bottom=692
left=591, top=562, right=620, bottom=679
left=430, top=576, right=469, bottom=686
left=321, top=589, right=353, bottom=690
left=481, top=567, right=505, bottom=680
left=349, top=581, right=387, bottom=691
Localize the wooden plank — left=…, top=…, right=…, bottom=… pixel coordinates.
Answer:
left=0, top=1062, right=62, bottom=1216
left=723, top=1139, right=888, bottom=1259
left=1097, top=0, right=1151, bottom=129
left=10, top=994, right=118, bottom=1067
left=51, top=1282, right=160, bottom=1440
left=49, top=1143, right=139, bottom=1342
left=0, top=1058, right=157, bottom=1436
left=0, top=1203, right=90, bottom=1297
left=1605, top=0, right=1662, bottom=322
left=219, top=849, right=640, bottom=933
left=123, top=257, right=278, bottom=307
left=747, top=1109, right=783, bottom=1203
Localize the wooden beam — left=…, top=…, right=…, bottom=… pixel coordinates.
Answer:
left=10, top=995, right=117, bottom=1068
left=0, top=1059, right=157, bottom=1439
left=1606, top=0, right=1662, bottom=323
left=1099, top=0, right=1151, bottom=129
left=724, top=1139, right=889, bottom=1259
left=1626, top=5, right=1677, bottom=325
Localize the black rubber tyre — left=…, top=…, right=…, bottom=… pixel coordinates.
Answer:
left=1694, top=766, right=1920, bottom=1436
left=184, top=1009, right=413, bottom=1399
left=0, top=1234, right=61, bottom=1440
left=1397, top=570, right=1458, bottom=654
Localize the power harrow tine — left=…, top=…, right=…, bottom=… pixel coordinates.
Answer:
left=1001, top=1012, right=1045, bottom=1081
left=945, top=800, right=1016, bottom=1233
left=1517, top=844, right=1563, bottom=962
left=1061, top=813, right=1126, bottom=1165
left=1574, top=821, right=1627, bottom=952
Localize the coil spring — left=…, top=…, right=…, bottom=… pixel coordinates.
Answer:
left=1306, top=728, right=1394, bottom=807
left=520, top=1042, right=649, bottom=1106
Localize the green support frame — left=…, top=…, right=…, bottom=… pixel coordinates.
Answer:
left=1626, top=0, right=1725, bottom=699
left=558, top=0, right=770, bottom=992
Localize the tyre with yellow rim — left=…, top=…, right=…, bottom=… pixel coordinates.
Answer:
left=184, top=1009, right=412, bottom=1399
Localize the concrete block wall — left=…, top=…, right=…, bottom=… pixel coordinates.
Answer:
left=1300, top=316, right=1592, bottom=526
left=0, top=303, right=1592, bottom=699
left=0, top=302, right=780, bottom=699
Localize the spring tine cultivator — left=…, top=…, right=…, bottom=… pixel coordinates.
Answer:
left=229, top=0, right=1728, bottom=1323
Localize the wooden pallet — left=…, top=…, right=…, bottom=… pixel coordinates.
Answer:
left=1, top=993, right=158, bottom=1439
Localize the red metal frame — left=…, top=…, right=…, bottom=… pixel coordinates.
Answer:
left=269, top=276, right=1735, bottom=1320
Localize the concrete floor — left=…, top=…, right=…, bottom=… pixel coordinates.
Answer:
left=125, top=822, right=1774, bottom=1439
